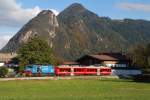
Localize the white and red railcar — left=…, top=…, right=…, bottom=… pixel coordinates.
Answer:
left=55, top=66, right=111, bottom=76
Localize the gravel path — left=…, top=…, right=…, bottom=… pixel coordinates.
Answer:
left=0, top=76, right=119, bottom=81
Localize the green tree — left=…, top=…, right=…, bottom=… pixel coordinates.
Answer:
left=129, top=43, right=150, bottom=73
left=17, top=37, right=54, bottom=68
left=131, top=44, right=147, bottom=68
left=0, top=67, right=8, bottom=77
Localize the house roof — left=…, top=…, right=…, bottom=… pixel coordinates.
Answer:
left=0, top=53, right=17, bottom=62
left=91, top=53, right=128, bottom=61
left=77, top=53, right=129, bottom=61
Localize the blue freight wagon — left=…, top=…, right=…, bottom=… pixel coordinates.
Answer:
left=25, top=65, right=54, bottom=76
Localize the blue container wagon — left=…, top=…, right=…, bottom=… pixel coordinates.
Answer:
left=25, top=65, right=55, bottom=76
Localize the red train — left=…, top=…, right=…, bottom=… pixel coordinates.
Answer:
left=24, top=65, right=112, bottom=76
left=55, top=66, right=112, bottom=76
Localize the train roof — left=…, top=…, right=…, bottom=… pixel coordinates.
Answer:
left=56, top=66, right=111, bottom=69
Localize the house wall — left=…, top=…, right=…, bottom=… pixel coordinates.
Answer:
left=0, top=53, right=17, bottom=63
left=103, top=61, right=118, bottom=64
left=0, top=62, right=4, bottom=67
left=102, top=61, right=129, bottom=67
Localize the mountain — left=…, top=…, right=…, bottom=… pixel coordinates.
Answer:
left=1, top=10, right=59, bottom=52
left=1, top=3, right=150, bottom=60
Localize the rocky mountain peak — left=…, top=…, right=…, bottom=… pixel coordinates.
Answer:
left=34, top=9, right=59, bottom=28
left=37, top=10, right=57, bottom=17
left=58, top=3, right=86, bottom=16
left=68, top=3, right=85, bottom=11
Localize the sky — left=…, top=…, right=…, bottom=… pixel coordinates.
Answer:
left=0, top=0, right=150, bottom=49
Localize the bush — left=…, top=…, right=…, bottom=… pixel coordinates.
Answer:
left=0, top=67, right=8, bottom=78
left=133, top=74, right=150, bottom=82
left=142, top=69, right=150, bottom=74
left=7, top=68, right=16, bottom=78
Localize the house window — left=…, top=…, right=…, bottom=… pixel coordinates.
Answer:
left=116, top=64, right=127, bottom=67
left=106, top=64, right=115, bottom=67
left=105, top=64, right=127, bottom=67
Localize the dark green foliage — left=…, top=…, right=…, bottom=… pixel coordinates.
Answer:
left=129, top=43, right=150, bottom=73
left=17, top=38, right=54, bottom=66
left=130, top=44, right=147, bottom=68
left=111, top=19, right=150, bottom=45
left=133, top=74, right=150, bottom=82
left=0, top=67, right=8, bottom=77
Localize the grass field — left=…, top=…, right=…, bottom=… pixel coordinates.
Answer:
left=0, top=78, right=149, bottom=100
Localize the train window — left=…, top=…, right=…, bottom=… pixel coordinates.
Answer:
left=100, top=68, right=111, bottom=72
left=74, top=69, right=76, bottom=72
left=60, top=68, right=71, bottom=72
left=74, top=68, right=84, bottom=72
left=109, top=69, right=111, bottom=72
left=100, top=69, right=103, bottom=72
left=87, top=69, right=97, bottom=72
left=87, top=69, right=90, bottom=72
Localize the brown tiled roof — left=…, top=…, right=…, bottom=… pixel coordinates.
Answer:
left=88, top=53, right=129, bottom=61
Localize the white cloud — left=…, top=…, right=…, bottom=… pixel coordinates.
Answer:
left=0, top=0, right=59, bottom=27
left=117, top=2, right=150, bottom=12
left=0, top=35, right=12, bottom=49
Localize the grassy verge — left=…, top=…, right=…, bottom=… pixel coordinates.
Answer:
left=0, top=79, right=149, bottom=100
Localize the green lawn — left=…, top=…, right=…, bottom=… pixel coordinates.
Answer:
left=0, top=78, right=149, bottom=100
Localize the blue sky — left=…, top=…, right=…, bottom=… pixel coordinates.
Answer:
left=0, top=0, right=150, bottom=48
left=19, top=0, right=150, bottom=20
